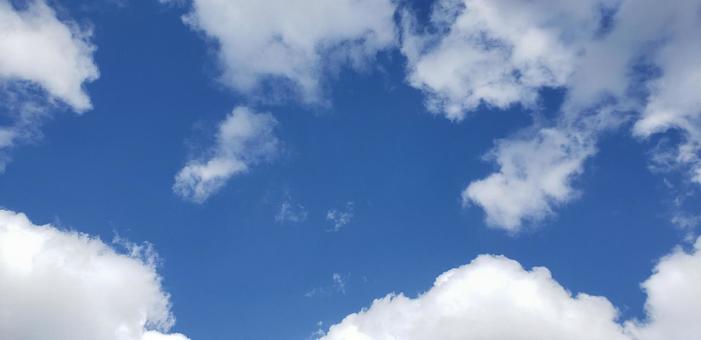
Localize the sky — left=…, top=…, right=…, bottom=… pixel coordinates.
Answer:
left=0, top=0, right=701, bottom=339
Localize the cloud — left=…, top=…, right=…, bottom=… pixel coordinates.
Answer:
left=463, top=124, right=597, bottom=231
left=326, top=202, right=354, bottom=232
left=0, top=209, right=189, bottom=340
left=625, top=237, right=701, bottom=340
left=321, top=237, right=701, bottom=340
left=306, top=273, right=349, bottom=298
left=275, top=197, right=308, bottom=224
left=400, top=0, right=616, bottom=230
left=174, top=106, right=279, bottom=203
left=332, top=273, right=347, bottom=294
left=178, top=0, right=396, bottom=103
left=402, top=0, right=701, bottom=231
left=628, top=0, right=701, bottom=185
left=0, top=0, right=99, bottom=172
left=322, top=254, right=629, bottom=340
left=401, top=0, right=607, bottom=121
left=0, top=0, right=98, bottom=111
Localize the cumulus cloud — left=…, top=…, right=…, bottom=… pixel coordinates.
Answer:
left=463, top=124, right=597, bottom=231
left=401, top=0, right=607, bottom=121
left=0, top=209, right=189, bottom=340
left=321, top=237, right=701, bottom=340
left=0, top=0, right=99, bottom=171
left=322, top=254, right=629, bottom=340
left=0, top=0, right=98, bottom=111
left=625, top=237, right=701, bottom=340
left=174, top=106, right=279, bottom=203
left=402, top=0, right=701, bottom=231
left=178, top=0, right=396, bottom=103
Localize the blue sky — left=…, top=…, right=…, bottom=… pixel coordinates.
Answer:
left=1, top=0, right=701, bottom=340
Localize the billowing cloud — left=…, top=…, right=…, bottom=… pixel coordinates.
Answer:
left=0, top=209, right=189, bottom=340
left=179, top=0, right=396, bottom=103
left=321, top=237, right=701, bottom=340
left=0, top=0, right=99, bottom=171
left=403, top=0, right=701, bottom=231
left=625, top=237, right=701, bottom=340
left=174, top=106, right=279, bottom=203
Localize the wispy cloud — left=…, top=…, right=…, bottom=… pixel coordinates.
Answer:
left=275, top=196, right=308, bottom=224
left=326, top=202, right=354, bottom=232
left=305, top=273, right=349, bottom=298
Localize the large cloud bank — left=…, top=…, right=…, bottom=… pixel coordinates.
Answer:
left=321, top=237, right=701, bottom=340
left=0, top=209, right=189, bottom=340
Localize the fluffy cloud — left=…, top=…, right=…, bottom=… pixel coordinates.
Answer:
left=625, top=237, right=701, bottom=340
left=463, top=124, right=596, bottom=231
left=401, top=0, right=607, bottom=121
left=0, top=0, right=99, bottom=171
left=400, top=0, right=616, bottom=229
left=0, top=0, right=98, bottom=111
left=179, top=0, right=396, bottom=103
left=403, top=0, right=701, bottom=231
left=321, top=237, right=701, bottom=340
left=322, top=254, right=629, bottom=340
left=174, top=106, right=279, bottom=203
left=0, top=209, right=189, bottom=340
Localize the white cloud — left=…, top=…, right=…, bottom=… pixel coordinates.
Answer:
left=401, top=0, right=607, bottom=121
left=321, top=237, right=701, bottom=340
left=326, top=202, right=354, bottom=232
left=174, top=106, right=279, bottom=203
left=0, top=209, right=189, bottom=340
left=629, top=1, right=701, bottom=137
left=463, top=124, right=596, bottom=231
left=179, top=0, right=396, bottom=103
left=0, top=0, right=99, bottom=171
left=625, top=237, right=701, bottom=340
left=322, top=254, right=629, bottom=340
left=0, top=0, right=98, bottom=111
